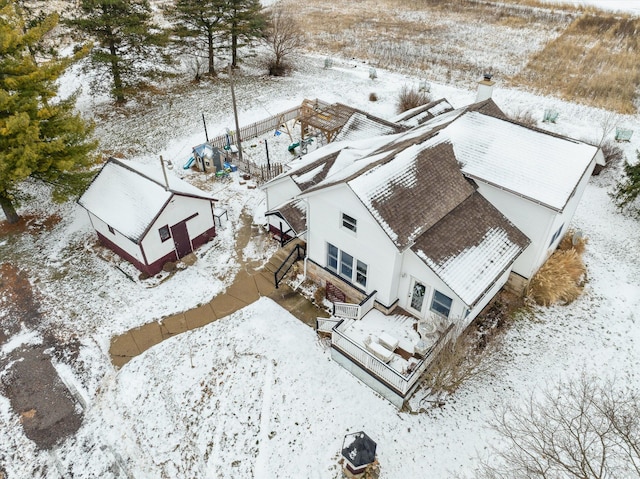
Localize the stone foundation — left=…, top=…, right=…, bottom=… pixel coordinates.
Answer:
left=306, top=260, right=400, bottom=315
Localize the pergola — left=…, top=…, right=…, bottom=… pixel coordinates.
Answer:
left=298, top=99, right=357, bottom=143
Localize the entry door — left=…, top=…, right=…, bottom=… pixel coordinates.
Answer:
left=170, top=221, right=193, bottom=259
left=407, top=278, right=430, bottom=317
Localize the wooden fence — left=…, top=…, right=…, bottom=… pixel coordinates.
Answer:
left=209, top=105, right=301, bottom=150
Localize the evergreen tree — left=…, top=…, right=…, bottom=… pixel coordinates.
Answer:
left=611, top=150, right=640, bottom=214
left=68, top=0, right=169, bottom=104
left=164, top=0, right=227, bottom=77
left=224, top=0, right=266, bottom=67
left=0, top=0, right=97, bottom=224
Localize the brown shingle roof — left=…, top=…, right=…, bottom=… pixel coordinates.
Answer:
left=278, top=201, right=307, bottom=234
left=411, top=192, right=530, bottom=306
left=413, top=192, right=529, bottom=265
left=290, top=151, right=341, bottom=191
left=352, top=141, right=476, bottom=250
left=266, top=200, right=307, bottom=235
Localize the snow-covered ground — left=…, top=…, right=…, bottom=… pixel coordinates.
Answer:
left=540, top=0, right=640, bottom=14
left=1, top=38, right=640, bottom=479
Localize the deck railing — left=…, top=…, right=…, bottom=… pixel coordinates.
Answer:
left=333, top=302, right=360, bottom=319
left=316, top=317, right=340, bottom=334
left=274, top=243, right=306, bottom=289
left=333, top=290, right=377, bottom=320
left=331, top=320, right=455, bottom=397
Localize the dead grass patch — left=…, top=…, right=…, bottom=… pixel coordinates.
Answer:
left=19, top=409, right=37, bottom=423
left=507, top=107, right=538, bottom=127
left=515, top=14, right=640, bottom=113
left=396, top=84, right=432, bottom=113
left=557, top=228, right=588, bottom=254
left=281, top=0, right=638, bottom=112
left=527, top=232, right=587, bottom=306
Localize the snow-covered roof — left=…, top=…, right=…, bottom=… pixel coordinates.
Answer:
left=411, top=193, right=530, bottom=306
left=265, top=199, right=307, bottom=234
left=272, top=134, right=403, bottom=192
left=78, top=158, right=216, bottom=242
left=390, top=98, right=455, bottom=128
left=348, top=140, right=474, bottom=249
left=333, top=112, right=402, bottom=142
left=445, top=112, right=598, bottom=210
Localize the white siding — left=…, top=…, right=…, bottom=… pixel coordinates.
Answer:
left=475, top=183, right=557, bottom=279
left=141, top=195, right=214, bottom=262
left=90, top=213, right=145, bottom=261
left=264, top=177, right=301, bottom=212
left=475, top=154, right=594, bottom=279
left=306, top=185, right=400, bottom=306
left=398, top=250, right=467, bottom=320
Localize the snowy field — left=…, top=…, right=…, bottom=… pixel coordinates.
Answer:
left=1, top=15, right=640, bottom=479
left=540, top=0, right=640, bottom=14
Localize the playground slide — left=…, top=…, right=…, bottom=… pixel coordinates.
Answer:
left=183, top=156, right=195, bottom=169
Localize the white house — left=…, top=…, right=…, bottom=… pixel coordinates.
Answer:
left=79, top=158, right=218, bottom=276
left=263, top=92, right=604, bottom=407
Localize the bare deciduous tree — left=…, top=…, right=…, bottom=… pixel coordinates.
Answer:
left=477, top=374, right=640, bottom=479
left=263, top=6, right=304, bottom=76
left=598, top=111, right=621, bottom=147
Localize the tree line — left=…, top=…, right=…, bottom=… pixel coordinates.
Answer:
left=1, top=0, right=303, bottom=223
left=1, top=0, right=639, bottom=225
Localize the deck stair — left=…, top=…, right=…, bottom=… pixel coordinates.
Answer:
left=262, top=238, right=306, bottom=287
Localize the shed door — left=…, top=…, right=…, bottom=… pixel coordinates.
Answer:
left=171, top=221, right=192, bottom=259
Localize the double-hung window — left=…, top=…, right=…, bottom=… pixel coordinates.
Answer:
left=327, top=243, right=339, bottom=271
left=326, top=243, right=368, bottom=289
left=431, top=290, right=453, bottom=317
left=356, top=260, right=368, bottom=287
left=341, top=213, right=357, bottom=233
left=340, top=251, right=354, bottom=279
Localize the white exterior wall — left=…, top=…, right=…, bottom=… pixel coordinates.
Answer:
left=306, top=185, right=401, bottom=307
left=475, top=183, right=557, bottom=279
left=397, top=249, right=468, bottom=321
left=475, top=155, right=595, bottom=279
left=465, top=268, right=511, bottom=327
left=545, top=160, right=595, bottom=252
left=264, top=177, right=301, bottom=212
left=90, top=213, right=145, bottom=261
left=141, top=195, right=214, bottom=262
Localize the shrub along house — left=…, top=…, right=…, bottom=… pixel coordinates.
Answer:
left=262, top=83, right=604, bottom=407
left=79, top=158, right=218, bottom=276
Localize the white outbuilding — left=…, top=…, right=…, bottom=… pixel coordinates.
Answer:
left=78, top=158, right=218, bottom=276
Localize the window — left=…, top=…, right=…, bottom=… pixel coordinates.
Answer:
left=340, top=251, right=353, bottom=279
left=327, top=243, right=338, bottom=270
left=431, top=290, right=453, bottom=317
left=341, top=213, right=357, bottom=233
left=159, top=225, right=171, bottom=242
left=549, top=223, right=564, bottom=247
left=108, top=225, right=115, bottom=235
left=325, top=243, right=368, bottom=289
left=356, top=260, right=368, bottom=287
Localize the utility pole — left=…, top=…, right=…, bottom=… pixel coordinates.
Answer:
left=160, top=155, right=169, bottom=190
left=202, top=113, right=209, bottom=142
left=228, top=64, right=243, bottom=163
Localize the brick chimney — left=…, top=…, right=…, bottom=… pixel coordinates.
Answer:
left=476, top=73, right=495, bottom=102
